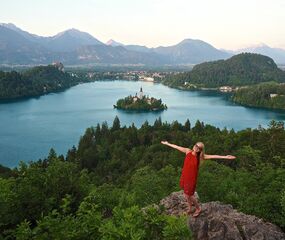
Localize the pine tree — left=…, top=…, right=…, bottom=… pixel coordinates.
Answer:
left=184, top=119, right=191, bottom=131
left=112, top=116, right=121, bottom=131
left=48, top=148, right=57, bottom=161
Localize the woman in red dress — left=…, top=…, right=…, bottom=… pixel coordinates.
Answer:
left=161, top=141, right=236, bottom=217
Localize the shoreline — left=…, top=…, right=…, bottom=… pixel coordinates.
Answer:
left=1, top=78, right=284, bottom=112
left=161, top=82, right=285, bottom=111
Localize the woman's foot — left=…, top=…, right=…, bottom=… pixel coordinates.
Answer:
left=187, top=210, right=192, bottom=215
left=187, top=206, right=193, bottom=215
left=192, top=207, right=201, bottom=217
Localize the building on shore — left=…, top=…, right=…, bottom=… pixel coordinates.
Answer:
left=270, top=94, right=278, bottom=98
left=138, top=75, right=154, bottom=82
left=52, top=62, right=64, bottom=72
left=219, top=86, right=233, bottom=92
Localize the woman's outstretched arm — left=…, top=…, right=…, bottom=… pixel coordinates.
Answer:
left=204, top=154, right=236, bottom=160
left=161, top=141, right=190, bottom=154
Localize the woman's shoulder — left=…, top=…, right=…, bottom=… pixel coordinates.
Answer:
left=185, top=149, right=192, bottom=155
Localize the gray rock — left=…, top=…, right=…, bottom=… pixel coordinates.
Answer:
left=159, top=191, right=285, bottom=240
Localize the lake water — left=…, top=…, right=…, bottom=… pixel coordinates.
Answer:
left=1, top=80, right=285, bottom=168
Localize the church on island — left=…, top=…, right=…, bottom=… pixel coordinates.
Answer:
left=132, top=87, right=152, bottom=104
left=114, top=87, right=167, bottom=111
left=133, top=87, right=144, bottom=102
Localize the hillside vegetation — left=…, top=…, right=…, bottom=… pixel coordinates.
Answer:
left=232, top=82, right=285, bottom=110
left=0, top=117, right=285, bottom=238
left=163, top=53, right=285, bottom=88
left=0, top=65, right=79, bottom=100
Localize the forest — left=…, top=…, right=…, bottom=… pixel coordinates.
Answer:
left=162, top=53, right=285, bottom=88
left=0, top=65, right=81, bottom=100
left=0, top=117, right=284, bottom=239
left=232, top=82, right=285, bottom=110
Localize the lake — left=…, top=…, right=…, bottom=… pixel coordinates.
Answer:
left=1, top=80, right=285, bottom=168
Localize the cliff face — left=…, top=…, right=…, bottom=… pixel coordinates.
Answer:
left=159, top=191, right=285, bottom=240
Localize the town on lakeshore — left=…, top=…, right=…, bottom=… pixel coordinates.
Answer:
left=83, top=70, right=238, bottom=93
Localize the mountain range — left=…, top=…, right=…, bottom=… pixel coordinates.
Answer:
left=234, top=44, right=285, bottom=65
left=0, top=23, right=284, bottom=65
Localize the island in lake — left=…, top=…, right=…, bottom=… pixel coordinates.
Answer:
left=114, top=87, right=167, bottom=111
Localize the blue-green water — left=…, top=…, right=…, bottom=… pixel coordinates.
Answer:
left=1, top=80, right=285, bottom=168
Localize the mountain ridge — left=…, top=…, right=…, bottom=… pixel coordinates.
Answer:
left=106, top=39, right=124, bottom=46
left=223, top=43, right=285, bottom=64
left=6, top=23, right=285, bottom=65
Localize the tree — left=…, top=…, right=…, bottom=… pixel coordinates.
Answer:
left=184, top=119, right=191, bottom=132
left=235, top=145, right=262, bottom=170
left=0, top=178, right=18, bottom=230
left=267, top=120, right=285, bottom=159
left=48, top=148, right=57, bottom=161
left=3, top=117, right=285, bottom=237
left=0, top=164, right=12, bottom=178
left=112, top=116, right=121, bottom=131
left=66, top=146, right=77, bottom=163
left=192, top=120, right=204, bottom=135
left=154, top=117, right=162, bottom=129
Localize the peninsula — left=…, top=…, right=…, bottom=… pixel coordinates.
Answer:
left=0, top=63, right=80, bottom=100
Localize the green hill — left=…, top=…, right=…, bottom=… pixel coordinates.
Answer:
left=232, top=82, right=285, bottom=110
left=0, top=64, right=79, bottom=100
left=163, top=53, right=285, bottom=88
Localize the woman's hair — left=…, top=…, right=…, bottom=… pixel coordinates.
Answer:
left=196, top=142, right=205, bottom=163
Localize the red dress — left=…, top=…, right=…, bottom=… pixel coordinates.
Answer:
left=180, top=151, right=200, bottom=196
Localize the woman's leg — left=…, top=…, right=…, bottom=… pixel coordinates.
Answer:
left=189, top=195, right=201, bottom=217
left=184, top=194, right=193, bottom=215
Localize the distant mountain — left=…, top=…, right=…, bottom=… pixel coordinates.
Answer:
left=1, top=24, right=103, bottom=52
left=106, top=39, right=124, bottom=47
left=40, top=29, right=104, bottom=52
left=236, top=44, right=285, bottom=64
left=153, top=39, right=231, bottom=64
left=0, top=23, right=42, bottom=42
left=124, top=39, right=231, bottom=63
left=107, top=39, right=233, bottom=64
left=72, top=45, right=167, bottom=65
left=75, top=39, right=231, bottom=64
left=123, top=45, right=153, bottom=53
left=0, top=25, right=50, bottom=64
left=0, top=23, right=232, bottom=65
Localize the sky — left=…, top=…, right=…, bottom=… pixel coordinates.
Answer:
left=1, top=0, right=285, bottom=50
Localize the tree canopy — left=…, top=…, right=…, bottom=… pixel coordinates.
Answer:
left=232, top=82, right=285, bottom=110
left=1, top=118, right=285, bottom=239
left=0, top=65, right=81, bottom=100
left=162, top=53, right=285, bottom=88
left=114, top=95, right=167, bottom=111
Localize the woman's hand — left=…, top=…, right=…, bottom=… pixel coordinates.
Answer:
left=161, top=141, right=190, bottom=153
left=226, top=155, right=236, bottom=160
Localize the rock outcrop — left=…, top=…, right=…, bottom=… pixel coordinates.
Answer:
left=159, top=191, right=285, bottom=240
